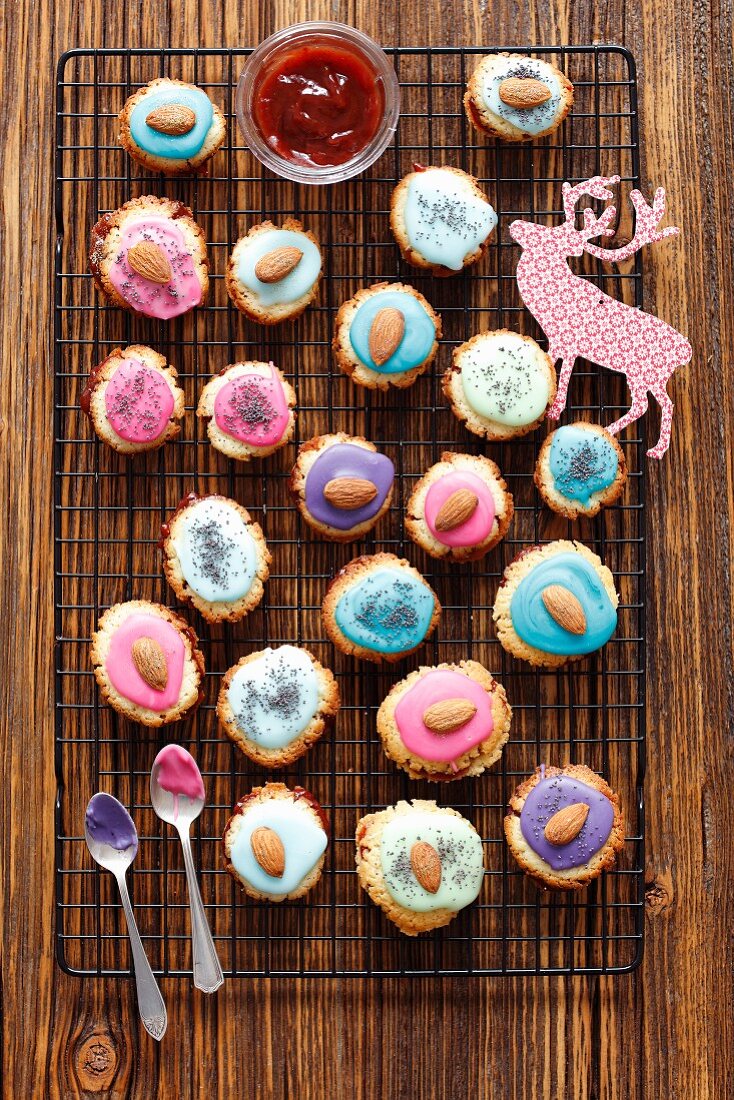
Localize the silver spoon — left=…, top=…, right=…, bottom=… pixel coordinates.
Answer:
left=84, top=793, right=167, bottom=1041
left=150, top=745, right=223, bottom=994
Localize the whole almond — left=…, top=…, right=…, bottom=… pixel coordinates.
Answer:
left=541, top=584, right=587, bottom=635
left=131, top=636, right=168, bottom=691
left=145, top=103, right=197, bottom=136
left=369, top=307, right=405, bottom=366
left=498, top=77, right=552, bottom=110
left=410, top=840, right=442, bottom=894
left=250, top=826, right=286, bottom=877
left=254, top=246, right=304, bottom=284
left=434, top=488, right=479, bottom=532
left=422, top=697, right=477, bottom=733
left=323, top=476, right=378, bottom=510
left=544, top=802, right=590, bottom=846
left=127, top=241, right=172, bottom=285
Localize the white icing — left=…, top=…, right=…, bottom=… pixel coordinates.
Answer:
left=229, top=800, right=327, bottom=897
left=460, top=332, right=552, bottom=426
left=234, top=228, right=321, bottom=306
left=170, top=498, right=257, bottom=604
left=403, top=168, right=497, bottom=271
left=227, top=646, right=320, bottom=749
left=379, top=811, right=484, bottom=913
left=480, top=57, right=563, bottom=136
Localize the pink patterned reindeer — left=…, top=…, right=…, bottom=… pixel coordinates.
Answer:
left=510, top=176, right=691, bottom=458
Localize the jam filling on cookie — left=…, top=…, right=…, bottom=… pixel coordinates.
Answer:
left=404, top=168, right=497, bottom=270
left=394, top=669, right=494, bottom=769
left=548, top=425, right=619, bottom=504
left=234, top=228, right=321, bottom=306
left=379, top=811, right=484, bottom=912
left=228, top=799, right=327, bottom=897
left=520, top=771, right=614, bottom=870
left=305, top=442, right=394, bottom=530
left=334, top=568, right=435, bottom=654
left=106, top=613, right=185, bottom=711
left=460, top=333, right=551, bottom=426
left=129, top=83, right=214, bottom=160
left=169, top=497, right=258, bottom=605
left=213, top=365, right=290, bottom=447
left=109, top=216, right=203, bottom=320
left=104, top=359, right=174, bottom=443
left=348, top=289, right=435, bottom=374
left=227, top=647, right=320, bottom=750
left=424, top=470, right=496, bottom=547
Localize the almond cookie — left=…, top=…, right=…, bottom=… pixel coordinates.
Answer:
left=321, top=553, right=441, bottom=664
left=493, top=540, right=619, bottom=669
left=118, top=77, right=226, bottom=174
left=534, top=422, right=627, bottom=519
left=197, top=361, right=296, bottom=462
left=89, top=195, right=208, bottom=320
left=290, top=433, right=395, bottom=542
left=443, top=330, right=556, bottom=441
left=504, top=764, right=624, bottom=890
left=464, top=53, right=573, bottom=142
left=225, top=219, right=322, bottom=324
left=90, top=600, right=204, bottom=727
left=81, top=344, right=185, bottom=454
left=389, top=165, right=497, bottom=276
left=217, top=646, right=340, bottom=767
left=332, top=282, right=441, bottom=390
left=355, top=800, right=485, bottom=935
left=161, top=493, right=270, bottom=623
left=223, top=783, right=329, bottom=902
left=377, top=660, right=512, bottom=781
left=406, top=451, right=514, bottom=562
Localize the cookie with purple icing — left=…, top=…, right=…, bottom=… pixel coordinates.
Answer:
left=504, top=763, right=624, bottom=890
left=197, top=361, right=296, bottom=462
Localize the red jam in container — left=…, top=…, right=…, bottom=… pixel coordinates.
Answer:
left=237, top=23, right=400, bottom=185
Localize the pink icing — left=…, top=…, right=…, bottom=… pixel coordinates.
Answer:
left=106, top=613, right=185, bottom=711
left=394, top=669, right=494, bottom=765
left=108, top=216, right=203, bottom=320
left=104, top=359, right=174, bottom=443
left=424, top=470, right=496, bottom=547
left=154, top=744, right=205, bottom=820
left=213, top=366, right=290, bottom=446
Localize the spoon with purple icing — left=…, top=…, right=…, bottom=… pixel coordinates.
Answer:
left=150, top=744, right=223, bottom=993
left=84, top=793, right=167, bottom=1040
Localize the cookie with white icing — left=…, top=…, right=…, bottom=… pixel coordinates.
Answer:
left=464, top=53, right=573, bottom=142
left=196, top=361, right=296, bottom=462
left=332, top=282, right=441, bottom=390
left=493, top=540, right=619, bottom=669
left=81, top=344, right=185, bottom=454
left=504, top=764, right=624, bottom=890
left=217, top=646, right=340, bottom=767
left=377, top=661, right=512, bottom=782
left=161, top=493, right=270, bottom=623
left=405, top=451, right=514, bottom=562
left=90, top=600, right=204, bottom=727
left=226, top=219, right=323, bottom=324
left=89, top=195, right=208, bottom=320
left=355, top=800, right=485, bottom=935
left=535, top=422, right=627, bottom=519
left=118, top=77, right=226, bottom=174
left=223, top=783, right=329, bottom=902
left=390, top=165, right=497, bottom=276
left=443, top=329, right=556, bottom=440
left=290, top=434, right=395, bottom=542
left=321, top=553, right=441, bottom=664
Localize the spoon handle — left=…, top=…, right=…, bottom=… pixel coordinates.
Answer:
left=116, top=872, right=168, bottom=1040
left=179, top=827, right=224, bottom=993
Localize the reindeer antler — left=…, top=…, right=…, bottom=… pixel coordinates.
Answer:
left=583, top=187, right=679, bottom=262
left=562, top=175, right=620, bottom=221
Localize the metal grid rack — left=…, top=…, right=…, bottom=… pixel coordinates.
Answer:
left=54, top=44, right=645, bottom=977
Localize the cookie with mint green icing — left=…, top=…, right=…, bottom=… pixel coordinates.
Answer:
left=464, top=53, right=573, bottom=143
left=322, top=553, right=441, bottom=664
left=493, top=540, right=619, bottom=669
left=226, top=218, right=323, bottom=325
left=333, top=282, right=441, bottom=390
left=119, top=78, right=226, bottom=174
left=535, top=422, right=627, bottom=518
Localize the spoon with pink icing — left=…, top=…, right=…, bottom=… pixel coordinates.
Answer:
left=150, top=744, right=223, bottom=993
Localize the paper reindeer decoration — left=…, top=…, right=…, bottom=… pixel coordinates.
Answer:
left=510, top=175, right=691, bottom=458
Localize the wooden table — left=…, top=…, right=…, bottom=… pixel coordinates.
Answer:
left=2, top=1, right=730, bottom=1096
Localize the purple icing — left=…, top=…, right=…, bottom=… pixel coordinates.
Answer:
left=85, top=793, right=138, bottom=853
left=304, top=442, right=394, bottom=530
left=520, top=773, right=614, bottom=870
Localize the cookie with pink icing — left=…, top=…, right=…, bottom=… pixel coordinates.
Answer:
left=89, top=195, right=208, bottom=320
left=81, top=344, right=185, bottom=454
left=197, top=361, right=296, bottom=462
left=377, top=660, right=512, bottom=781
left=405, top=452, right=513, bottom=562
left=90, top=600, right=204, bottom=727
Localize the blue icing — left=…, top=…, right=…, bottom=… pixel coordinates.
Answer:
left=334, top=567, right=435, bottom=655
left=129, top=85, right=214, bottom=160
left=349, top=290, right=436, bottom=375
left=229, top=801, right=327, bottom=898
left=549, top=426, right=619, bottom=504
left=510, top=552, right=617, bottom=656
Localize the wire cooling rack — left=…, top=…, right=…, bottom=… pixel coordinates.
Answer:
left=54, top=44, right=645, bottom=977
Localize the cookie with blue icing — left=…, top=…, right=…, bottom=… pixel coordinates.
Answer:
left=333, top=282, right=441, bottom=390
left=118, top=78, right=226, bottom=174
left=493, top=540, right=619, bottom=669
left=464, top=53, right=573, bottom=143
left=226, top=219, right=323, bottom=325
left=535, top=422, right=627, bottom=518
left=322, top=552, right=441, bottom=664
